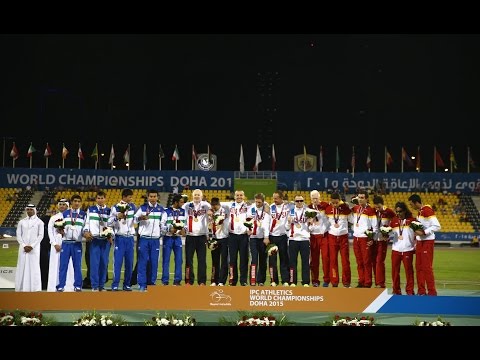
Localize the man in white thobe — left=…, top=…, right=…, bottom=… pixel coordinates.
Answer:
left=47, top=199, right=75, bottom=292
left=15, top=204, right=44, bottom=292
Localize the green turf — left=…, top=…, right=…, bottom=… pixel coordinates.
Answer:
left=1, top=241, right=479, bottom=290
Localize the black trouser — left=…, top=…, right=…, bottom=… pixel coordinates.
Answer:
left=249, top=237, right=267, bottom=285
left=269, top=234, right=289, bottom=284
left=227, top=233, right=249, bottom=285
left=288, top=240, right=311, bottom=285
left=83, top=241, right=92, bottom=288
left=210, top=238, right=229, bottom=284
left=185, top=235, right=207, bottom=285
left=39, top=240, right=50, bottom=290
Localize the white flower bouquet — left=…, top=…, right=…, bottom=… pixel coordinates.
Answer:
left=380, top=226, right=392, bottom=237
left=207, top=238, right=218, bottom=250
left=266, top=243, right=278, bottom=256
left=73, top=311, right=127, bottom=326
left=54, top=218, right=65, bottom=234
left=415, top=317, right=451, bottom=326
left=330, top=315, right=376, bottom=326
left=410, top=221, right=424, bottom=231
left=213, top=214, right=225, bottom=225
left=364, top=229, right=375, bottom=239
left=172, top=220, right=185, bottom=230
left=116, top=202, right=131, bottom=223
left=237, top=315, right=277, bottom=326
left=101, top=227, right=114, bottom=239
left=244, top=217, right=254, bottom=230
left=0, top=310, right=53, bottom=326
left=305, top=209, right=319, bottom=219
left=145, top=313, right=196, bottom=326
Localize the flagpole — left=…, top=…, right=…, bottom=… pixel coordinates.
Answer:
left=351, top=146, right=355, bottom=177
left=159, top=144, right=162, bottom=171
left=401, top=147, right=404, bottom=173
left=30, top=155, right=32, bottom=169
left=384, top=147, right=387, bottom=173
left=95, top=143, right=98, bottom=170
left=128, top=144, right=130, bottom=171
left=191, top=145, right=194, bottom=171
left=143, top=144, right=146, bottom=171
left=78, top=143, right=81, bottom=169
left=367, top=146, right=370, bottom=173
left=467, top=146, right=470, bottom=173
left=46, top=155, right=48, bottom=169
left=319, top=146, right=323, bottom=172
left=450, top=146, right=453, bottom=173
left=336, top=145, right=339, bottom=173
left=433, top=146, right=437, bottom=173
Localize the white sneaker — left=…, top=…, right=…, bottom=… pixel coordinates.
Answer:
left=218, top=283, right=224, bottom=286
left=283, top=282, right=289, bottom=287
left=210, top=282, right=217, bottom=286
left=303, top=284, right=309, bottom=287
left=271, top=282, right=277, bottom=287
left=290, top=283, right=296, bottom=287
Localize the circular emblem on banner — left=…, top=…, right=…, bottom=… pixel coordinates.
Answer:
left=197, top=154, right=215, bottom=171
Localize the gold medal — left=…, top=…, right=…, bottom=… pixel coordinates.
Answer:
left=296, top=223, right=301, bottom=229
left=334, top=223, right=339, bottom=228
left=194, top=217, right=199, bottom=222
left=235, top=217, right=240, bottom=222
left=398, top=235, right=403, bottom=240
left=355, top=223, right=359, bottom=227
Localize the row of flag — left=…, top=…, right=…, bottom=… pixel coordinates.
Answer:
left=8, top=142, right=477, bottom=172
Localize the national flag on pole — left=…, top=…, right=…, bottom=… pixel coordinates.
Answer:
left=109, top=145, right=115, bottom=165
left=319, top=146, right=324, bottom=170
left=192, top=145, right=197, bottom=161
left=91, top=144, right=98, bottom=161
left=253, top=144, right=262, bottom=171
left=351, top=146, right=356, bottom=170
left=435, top=147, right=445, bottom=168
left=303, top=145, right=307, bottom=171
left=27, top=143, right=36, bottom=158
left=335, top=146, right=340, bottom=171
left=143, top=144, right=147, bottom=167
left=402, top=147, right=414, bottom=167
left=62, top=144, right=69, bottom=159
left=272, top=144, right=276, bottom=171
left=44, top=143, right=52, bottom=157
left=78, top=144, right=85, bottom=160
left=386, top=149, right=393, bottom=166
left=159, top=145, right=165, bottom=158
left=123, top=147, right=130, bottom=163
left=10, top=142, right=19, bottom=160
left=416, top=147, right=421, bottom=171
left=239, top=144, right=245, bottom=173
left=172, top=145, right=180, bottom=161
left=366, top=146, right=371, bottom=170
left=450, top=147, right=457, bottom=169
left=469, top=148, right=476, bottom=169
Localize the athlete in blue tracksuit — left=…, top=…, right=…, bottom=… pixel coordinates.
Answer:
left=108, top=188, right=137, bottom=291
left=161, top=194, right=186, bottom=285
left=83, top=191, right=112, bottom=291
left=57, top=194, right=86, bottom=292
left=134, top=189, right=165, bottom=291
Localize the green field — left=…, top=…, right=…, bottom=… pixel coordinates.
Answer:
left=1, top=241, right=480, bottom=290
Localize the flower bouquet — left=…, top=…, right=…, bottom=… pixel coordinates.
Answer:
left=305, top=209, right=319, bottom=219
left=116, top=202, right=131, bottom=223
left=54, top=218, right=66, bottom=234
left=410, top=221, right=424, bottom=232
left=379, top=226, right=392, bottom=237
left=244, top=217, right=254, bottom=230
left=101, top=227, right=114, bottom=244
left=213, top=214, right=225, bottom=225
left=266, top=243, right=278, bottom=256
left=207, top=237, right=218, bottom=250
left=0, top=310, right=54, bottom=326
left=73, top=311, right=128, bottom=326
left=364, top=229, right=375, bottom=240
left=144, top=312, right=196, bottom=326
left=329, top=314, right=376, bottom=326
left=414, top=316, right=451, bottom=326
left=171, top=220, right=185, bottom=236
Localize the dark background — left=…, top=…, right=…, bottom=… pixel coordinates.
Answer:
left=1, top=34, right=478, bottom=172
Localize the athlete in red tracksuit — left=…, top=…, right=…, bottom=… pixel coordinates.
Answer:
left=408, top=194, right=441, bottom=296
left=390, top=201, right=416, bottom=295
left=372, top=195, right=395, bottom=288
left=349, top=189, right=378, bottom=288
left=308, top=190, right=330, bottom=287
left=325, top=193, right=352, bottom=287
